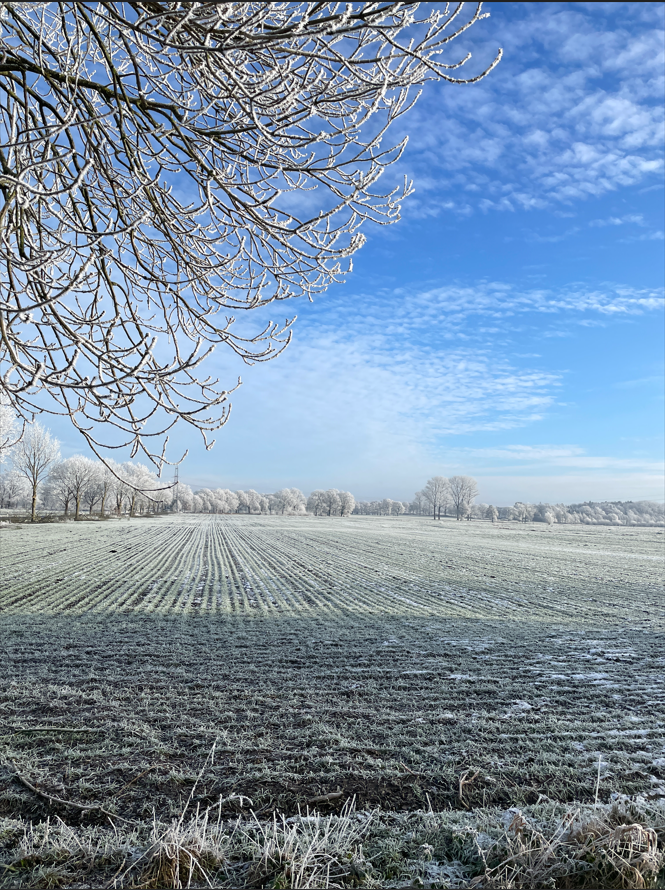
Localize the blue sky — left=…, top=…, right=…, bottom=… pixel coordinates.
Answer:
left=56, top=2, right=664, bottom=504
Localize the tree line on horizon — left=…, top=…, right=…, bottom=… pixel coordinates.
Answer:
left=1, top=423, right=662, bottom=528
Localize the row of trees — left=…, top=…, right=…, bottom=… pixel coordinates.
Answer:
left=188, top=487, right=307, bottom=516
left=0, top=423, right=173, bottom=521
left=307, top=490, right=356, bottom=517
left=354, top=498, right=409, bottom=516
left=492, top=500, right=664, bottom=527
left=0, top=424, right=355, bottom=520
left=2, top=423, right=661, bottom=527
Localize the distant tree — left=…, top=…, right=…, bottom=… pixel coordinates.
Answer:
left=120, top=463, right=157, bottom=517
left=485, top=504, right=499, bottom=523
left=0, top=468, right=25, bottom=509
left=12, top=423, right=60, bottom=521
left=245, top=490, right=262, bottom=514
left=45, top=460, right=75, bottom=516
left=173, top=483, right=194, bottom=513
left=81, top=465, right=104, bottom=514
left=512, top=501, right=533, bottom=523
left=533, top=503, right=556, bottom=525
left=222, top=490, right=239, bottom=514
left=273, top=487, right=306, bottom=514
left=322, top=489, right=342, bottom=517
left=96, top=462, right=121, bottom=517
left=411, top=491, right=426, bottom=515
left=448, top=475, right=479, bottom=520
left=59, top=456, right=98, bottom=520
left=307, top=491, right=326, bottom=516
left=235, top=491, right=249, bottom=514
left=339, top=491, right=356, bottom=516
left=470, top=502, right=487, bottom=520
left=421, top=477, right=449, bottom=520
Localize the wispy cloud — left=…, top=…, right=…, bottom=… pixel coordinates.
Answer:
left=196, top=328, right=562, bottom=496
left=236, top=332, right=559, bottom=444
left=392, top=3, right=664, bottom=216
left=621, top=229, right=665, bottom=242
left=613, top=374, right=664, bottom=389
left=303, top=280, right=664, bottom=347
left=460, top=444, right=663, bottom=473
left=589, top=214, right=645, bottom=227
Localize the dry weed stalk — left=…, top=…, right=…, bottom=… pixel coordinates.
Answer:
left=459, top=769, right=480, bottom=809
left=135, top=805, right=218, bottom=890
left=473, top=806, right=663, bottom=889
left=567, top=818, right=661, bottom=889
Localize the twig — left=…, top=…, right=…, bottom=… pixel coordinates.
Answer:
left=102, top=857, right=126, bottom=890
left=1, top=726, right=103, bottom=738
left=114, top=765, right=157, bottom=797
left=308, top=791, right=344, bottom=804
left=10, top=760, right=134, bottom=823
left=399, top=761, right=419, bottom=776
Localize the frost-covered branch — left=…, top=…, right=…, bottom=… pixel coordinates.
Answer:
left=0, top=2, right=500, bottom=469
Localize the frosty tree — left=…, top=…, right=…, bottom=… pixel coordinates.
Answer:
left=448, top=474, right=478, bottom=520
left=0, top=2, right=500, bottom=469
left=12, top=421, right=60, bottom=520
left=420, top=476, right=449, bottom=519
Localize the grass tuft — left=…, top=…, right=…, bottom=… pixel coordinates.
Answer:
left=241, top=798, right=372, bottom=889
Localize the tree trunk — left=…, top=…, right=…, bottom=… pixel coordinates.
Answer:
left=75, top=496, right=81, bottom=520
left=31, top=482, right=38, bottom=522
left=100, top=493, right=106, bottom=516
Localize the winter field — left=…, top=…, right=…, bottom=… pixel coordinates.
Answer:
left=1, top=514, right=664, bottom=888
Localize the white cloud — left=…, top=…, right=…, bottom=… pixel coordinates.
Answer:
left=459, top=444, right=664, bottom=473
left=306, top=280, right=664, bottom=345
left=588, top=214, right=645, bottom=226
left=168, top=272, right=662, bottom=500
left=391, top=3, right=664, bottom=215
left=182, top=321, right=560, bottom=495
left=622, top=229, right=665, bottom=242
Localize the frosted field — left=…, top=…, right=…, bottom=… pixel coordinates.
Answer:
left=1, top=514, right=664, bottom=885
left=1, top=513, right=663, bottom=622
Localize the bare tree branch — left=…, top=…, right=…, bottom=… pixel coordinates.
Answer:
left=0, top=2, right=500, bottom=470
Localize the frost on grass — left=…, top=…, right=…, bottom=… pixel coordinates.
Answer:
left=0, top=515, right=663, bottom=887
left=0, top=798, right=663, bottom=888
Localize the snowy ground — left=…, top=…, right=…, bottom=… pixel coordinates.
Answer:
left=0, top=515, right=663, bottom=886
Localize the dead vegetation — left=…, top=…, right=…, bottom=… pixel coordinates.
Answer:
left=0, top=794, right=663, bottom=888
